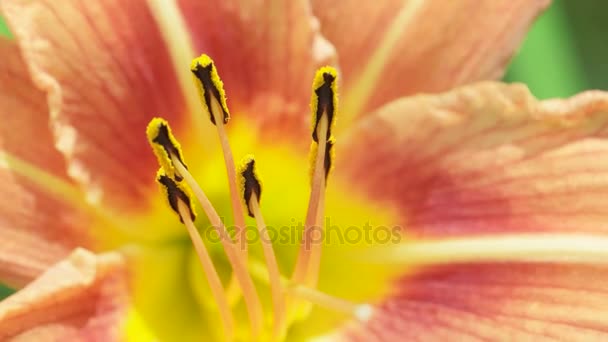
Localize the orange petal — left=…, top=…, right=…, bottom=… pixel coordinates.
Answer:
left=0, top=38, right=91, bottom=288
left=312, top=0, right=550, bottom=122
left=342, top=262, right=608, bottom=341
left=178, top=0, right=336, bottom=141
left=1, top=0, right=189, bottom=212
left=0, top=248, right=129, bottom=341
left=339, top=82, right=608, bottom=238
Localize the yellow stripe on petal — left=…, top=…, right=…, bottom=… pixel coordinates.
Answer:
left=340, top=0, right=424, bottom=122
left=1, top=151, right=83, bottom=208
left=362, top=234, right=608, bottom=266
left=146, top=0, right=208, bottom=136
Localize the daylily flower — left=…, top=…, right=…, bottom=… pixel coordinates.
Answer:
left=3, top=0, right=608, bottom=341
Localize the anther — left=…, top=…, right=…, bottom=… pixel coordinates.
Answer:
left=190, top=54, right=230, bottom=125
left=238, top=156, right=286, bottom=340
left=311, top=66, right=338, bottom=143
left=239, top=156, right=262, bottom=218
left=191, top=54, right=248, bottom=264
left=156, top=170, right=234, bottom=341
left=156, top=169, right=195, bottom=223
left=147, top=117, right=188, bottom=181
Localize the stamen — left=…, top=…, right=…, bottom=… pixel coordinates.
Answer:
left=293, top=67, right=338, bottom=288
left=156, top=170, right=234, bottom=341
left=171, top=153, right=264, bottom=337
left=191, top=54, right=248, bottom=259
left=146, top=118, right=188, bottom=181
left=147, top=117, right=263, bottom=337
left=238, top=156, right=286, bottom=340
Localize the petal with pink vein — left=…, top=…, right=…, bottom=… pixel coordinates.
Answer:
left=312, top=0, right=550, bottom=120
left=343, top=263, right=608, bottom=341
left=1, top=0, right=189, bottom=213
left=0, top=37, right=91, bottom=288
left=339, top=82, right=608, bottom=238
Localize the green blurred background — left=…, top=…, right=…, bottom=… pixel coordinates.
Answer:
left=0, top=0, right=606, bottom=299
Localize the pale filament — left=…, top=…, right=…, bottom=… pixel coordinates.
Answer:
left=210, top=96, right=248, bottom=258
left=172, top=154, right=264, bottom=338
left=305, top=179, right=326, bottom=288
left=209, top=94, right=248, bottom=307
left=292, top=113, right=329, bottom=285
left=249, top=193, right=287, bottom=341
left=177, top=200, right=235, bottom=342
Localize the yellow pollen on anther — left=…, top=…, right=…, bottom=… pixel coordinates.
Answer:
left=146, top=117, right=188, bottom=181
left=310, top=66, right=338, bottom=143
left=155, top=168, right=196, bottom=223
left=190, top=54, right=230, bottom=125
left=238, top=155, right=262, bottom=217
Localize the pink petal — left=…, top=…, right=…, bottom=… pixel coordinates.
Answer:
left=1, top=0, right=188, bottom=212
left=312, top=0, right=550, bottom=119
left=0, top=38, right=91, bottom=288
left=178, top=0, right=336, bottom=141
left=0, top=249, right=129, bottom=341
left=338, top=82, right=608, bottom=238
left=344, top=262, right=608, bottom=341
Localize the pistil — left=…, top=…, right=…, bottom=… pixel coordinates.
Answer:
left=288, top=285, right=374, bottom=322
left=247, top=258, right=375, bottom=323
